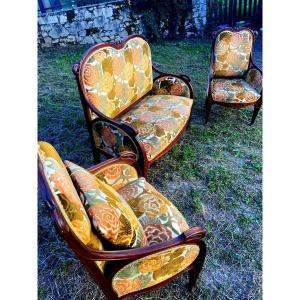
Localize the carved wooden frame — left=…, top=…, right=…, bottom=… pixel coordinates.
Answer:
left=38, top=152, right=206, bottom=300
left=73, top=34, right=194, bottom=177
left=205, top=27, right=263, bottom=125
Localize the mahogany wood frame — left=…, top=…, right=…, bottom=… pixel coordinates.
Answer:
left=38, top=152, right=206, bottom=300
left=205, top=27, right=263, bottom=125
left=73, top=34, right=194, bottom=177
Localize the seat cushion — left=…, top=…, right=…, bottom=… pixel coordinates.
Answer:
left=38, top=142, right=103, bottom=250
left=120, top=95, right=193, bottom=161
left=118, top=178, right=189, bottom=245
left=65, top=161, right=147, bottom=248
left=211, top=79, right=261, bottom=104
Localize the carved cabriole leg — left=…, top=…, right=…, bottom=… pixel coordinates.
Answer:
left=205, top=96, right=213, bottom=124
left=188, top=241, right=207, bottom=291
left=250, top=98, right=262, bottom=125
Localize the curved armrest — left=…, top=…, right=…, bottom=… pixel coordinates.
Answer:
left=245, top=67, right=263, bottom=93
left=152, top=63, right=191, bottom=83
left=79, top=226, right=206, bottom=261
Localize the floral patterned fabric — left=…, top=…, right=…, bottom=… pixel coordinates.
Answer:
left=112, top=244, right=200, bottom=297
left=152, top=76, right=191, bottom=98
left=211, top=79, right=261, bottom=104
left=245, top=68, right=263, bottom=93
left=118, top=178, right=189, bottom=245
left=93, top=163, right=139, bottom=190
left=38, top=142, right=103, bottom=251
left=65, top=161, right=147, bottom=248
left=81, top=37, right=153, bottom=118
left=92, top=120, right=139, bottom=157
left=120, top=95, right=193, bottom=161
left=213, top=29, right=253, bottom=77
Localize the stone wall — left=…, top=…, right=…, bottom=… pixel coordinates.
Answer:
left=38, top=0, right=207, bottom=47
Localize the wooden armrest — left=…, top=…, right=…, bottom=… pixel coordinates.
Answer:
left=79, top=226, right=206, bottom=261
left=87, top=151, right=137, bottom=175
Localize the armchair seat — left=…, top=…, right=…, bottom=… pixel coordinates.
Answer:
left=120, top=94, right=193, bottom=161
left=211, top=79, right=261, bottom=104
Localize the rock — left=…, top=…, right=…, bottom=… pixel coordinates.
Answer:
left=48, top=24, right=68, bottom=39
left=59, top=14, right=67, bottom=24
left=103, top=6, right=113, bottom=18
left=81, top=36, right=94, bottom=45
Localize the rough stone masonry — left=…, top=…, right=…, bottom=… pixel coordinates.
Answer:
left=38, top=0, right=207, bottom=47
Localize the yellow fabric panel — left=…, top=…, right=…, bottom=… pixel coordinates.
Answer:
left=38, top=142, right=104, bottom=256
left=81, top=37, right=153, bottom=118
left=112, top=244, right=200, bottom=297
left=121, top=95, right=193, bottom=161
left=213, top=29, right=253, bottom=77
left=93, top=163, right=138, bottom=190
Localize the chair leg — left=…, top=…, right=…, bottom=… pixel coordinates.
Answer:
left=205, top=97, right=213, bottom=124
left=250, top=100, right=262, bottom=125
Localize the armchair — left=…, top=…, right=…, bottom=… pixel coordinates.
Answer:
left=73, top=35, right=194, bottom=177
left=205, top=28, right=262, bottom=125
left=38, top=141, right=206, bottom=300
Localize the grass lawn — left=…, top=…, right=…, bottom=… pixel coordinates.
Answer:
left=38, top=37, right=262, bottom=300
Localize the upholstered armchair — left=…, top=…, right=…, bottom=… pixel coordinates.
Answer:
left=73, top=35, right=194, bottom=176
left=38, top=141, right=206, bottom=300
left=205, top=28, right=262, bottom=125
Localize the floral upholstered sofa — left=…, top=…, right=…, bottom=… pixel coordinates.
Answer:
left=205, top=28, right=263, bottom=124
left=73, top=35, right=194, bottom=176
left=38, top=141, right=206, bottom=300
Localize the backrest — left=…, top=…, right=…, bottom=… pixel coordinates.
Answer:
left=79, top=36, right=153, bottom=119
left=37, top=141, right=103, bottom=251
left=212, top=28, right=254, bottom=77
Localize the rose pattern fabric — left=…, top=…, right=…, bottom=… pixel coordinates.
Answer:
left=211, top=79, right=261, bottom=103
left=93, top=163, right=139, bottom=190
left=152, top=76, right=191, bottom=98
left=112, top=244, right=200, bottom=297
left=121, top=95, right=193, bottom=161
left=65, top=161, right=147, bottom=248
left=38, top=142, right=105, bottom=271
left=81, top=37, right=153, bottom=119
left=245, top=68, right=263, bottom=93
left=213, top=29, right=253, bottom=77
left=118, top=177, right=189, bottom=245
left=92, top=121, right=139, bottom=157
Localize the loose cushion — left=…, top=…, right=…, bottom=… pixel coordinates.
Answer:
left=93, top=163, right=139, bottom=190
left=118, top=178, right=189, bottom=245
left=65, top=161, right=147, bottom=248
left=38, top=142, right=103, bottom=251
left=112, top=244, right=200, bottom=297
left=152, top=76, right=191, bottom=98
left=213, top=29, right=253, bottom=77
left=211, top=79, right=261, bottom=103
left=81, top=36, right=153, bottom=118
left=121, top=95, right=193, bottom=161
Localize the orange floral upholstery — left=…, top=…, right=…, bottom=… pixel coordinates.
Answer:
left=93, top=163, right=139, bottom=190
left=245, top=68, right=262, bottom=93
left=38, top=142, right=105, bottom=271
left=112, top=244, right=200, bottom=297
left=65, top=161, right=147, bottom=248
left=121, top=95, right=193, bottom=161
left=152, top=76, right=191, bottom=98
left=118, top=178, right=189, bottom=245
left=211, top=79, right=261, bottom=104
left=213, top=29, right=253, bottom=77
left=81, top=37, right=153, bottom=119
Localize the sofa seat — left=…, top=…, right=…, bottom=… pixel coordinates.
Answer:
left=211, top=78, right=261, bottom=104
left=118, top=177, right=189, bottom=245
left=120, top=94, right=193, bottom=161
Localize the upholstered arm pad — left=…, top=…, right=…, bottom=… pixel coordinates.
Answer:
left=245, top=67, right=263, bottom=93
left=152, top=76, right=192, bottom=98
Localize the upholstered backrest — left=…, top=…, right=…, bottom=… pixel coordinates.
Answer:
left=38, top=141, right=103, bottom=251
left=80, top=36, right=153, bottom=118
left=213, top=29, right=253, bottom=77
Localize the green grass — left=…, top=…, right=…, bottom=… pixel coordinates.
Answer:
left=38, top=37, right=262, bottom=300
